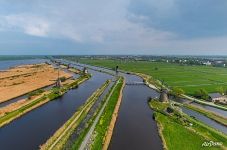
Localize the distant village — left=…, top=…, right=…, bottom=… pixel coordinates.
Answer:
left=77, top=55, right=227, bottom=68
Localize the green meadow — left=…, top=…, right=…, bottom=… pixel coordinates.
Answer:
left=77, top=59, right=227, bottom=95
left=149, top=100, right=227, bottom=150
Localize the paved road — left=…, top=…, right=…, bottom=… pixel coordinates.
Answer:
left=79, top=79, right=119, bottom=150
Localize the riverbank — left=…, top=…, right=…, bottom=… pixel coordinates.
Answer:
left=149, top=100, right=227, bottom=150
left=40, top=79, right=110, bottom=150
left=72, top=59, right=227, bottom=110
left=89, top=77, right=124, bottom=150
left=0, top=63, right=71, bottom=103
left=183, top=103, right=227, bottom=126
left=102, top=77, right=125, bottom=150
left=182, top=94, right=227, bottom=111
left=0, top=74, right=90, bottom=128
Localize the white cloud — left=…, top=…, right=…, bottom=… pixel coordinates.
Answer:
left=0, top=0, right=174, bottom=43
left=0, top=14, right=49, bottom=37
left=0, top=0, right=226, bottom=54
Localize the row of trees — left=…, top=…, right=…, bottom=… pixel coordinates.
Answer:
left=171, top=86, right=227, bottom=101
left=171, top=87, right=209, bottom=100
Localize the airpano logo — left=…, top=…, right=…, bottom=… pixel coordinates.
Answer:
left=202, top=141, right=222, bottom=147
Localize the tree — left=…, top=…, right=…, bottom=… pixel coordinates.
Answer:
left=60, top=76, right=66, bottom=82
left=171, top=87, right=185, bottom=97
left=194, top=89, right=209, bottom=100
left=216, top=86, right=224, bottom=95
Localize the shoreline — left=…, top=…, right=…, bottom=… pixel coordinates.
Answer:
left=0, top=75, right=90, bottom=128
left=0, top=63, right=72, bottom=104
left=40, top=80, right=110, bottom=150
left=102, top=77, right=125, bottom=150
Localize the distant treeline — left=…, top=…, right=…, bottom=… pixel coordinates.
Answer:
left=0, top=56, right=47, bottom=61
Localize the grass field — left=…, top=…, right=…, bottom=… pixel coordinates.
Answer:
left=91, top=77, right=124, bottom=150
left=76, top=59, right=227, bottom=95
left=149, top=100, right=227, bottom=150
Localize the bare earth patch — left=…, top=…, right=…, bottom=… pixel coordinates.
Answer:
left=0, top=63, right=72, bottom=103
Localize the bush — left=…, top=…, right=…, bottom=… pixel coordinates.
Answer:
left=171, top=87, right=185, bottom=97
left=28, top=89, right=45, bottom=98
left=194, top=89, right=208, bottom=100
left=60, top=76, right=66, bottom=82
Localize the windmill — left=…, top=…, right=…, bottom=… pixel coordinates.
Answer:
left=67, top=63, right=70, bottom=69
left=159, top=80, right=168, bottom=102
left=115, top=65, right=119, bottom=75
left=83, top=67, right=88, bottom=74
left=50, top=67, right=61, bottom=87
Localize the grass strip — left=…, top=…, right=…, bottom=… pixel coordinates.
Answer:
left=149, top=100, right=227, bottom=150
left=40, top=79, right=111, bottom=150
left=184, top=103, right=227, bottom=126
left=90, top=77, right=124, bottom=150
left=71, top=81, right=117, bottom=150
left=0, top=75, right=90, bottom=128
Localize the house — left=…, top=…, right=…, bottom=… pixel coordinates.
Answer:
left=208, top=93, right=227, bottom=104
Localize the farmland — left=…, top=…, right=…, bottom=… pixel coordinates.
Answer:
left=0, top=63, right=71, bottom=103
left=149, top=100, right=227, bottom=150
left=76, top=59, right=227, bottom=95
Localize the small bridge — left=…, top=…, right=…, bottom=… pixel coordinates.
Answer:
left=126, top=81, right=145, bottom=86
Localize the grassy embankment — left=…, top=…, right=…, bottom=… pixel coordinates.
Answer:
left=77, top=59, right=227, bottom=95
left=70, top=77, right=122, bottom=150
left=72, top=63, right=115, bottom=76
left=88, top=77, right=124, bottom=150
left=0, top=74, right=91, bottom=128
left=75, top=59, right=227, bottom=109
left=149, top=100, right=227, bottom=150
left=40, top=79, right=111, bottom=150
left=183, top=103, right=227, bottom=126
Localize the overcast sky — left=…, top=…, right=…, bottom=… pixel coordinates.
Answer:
left=0, top=0, right=227, bottom=55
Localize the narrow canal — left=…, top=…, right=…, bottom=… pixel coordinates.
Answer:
left=182, top=107, right=227, bottom=134
left=0, top=61, right=78, bottom=108
left=68, top=61, right=163, bottom=150
left=174, top=98, right=227, bottom=118
left=108, top=74, right=163, bottom=150
left=70, top=61, right=227, bottom=149
left=0, top=64, right=113, bottom=150
left=1, top=59, right=226, bottom=150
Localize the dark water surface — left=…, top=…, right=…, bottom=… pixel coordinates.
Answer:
left=173, top=98, right=227, bottom=118
left=0, top=59, right=79, bottom=108
left=0, top=63, right=112, bottom=150
left=191, top=102, right=227, bottom=117
left=0, top=59, right=48, bottom=70
left=2, top=59, right=226, bottom=150
left=68, top=61, right=163, bottom=150
left=182, top=107, right=227, bottom=134
left=109, top=79, right=162, bottom=150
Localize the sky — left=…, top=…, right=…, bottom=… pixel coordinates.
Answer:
left=0, top=0, right=227, bottom=55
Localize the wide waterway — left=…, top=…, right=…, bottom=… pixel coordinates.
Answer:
left=68, top=60, right=227, bottom=149
left=0, top=59, right=78, bottom=108
left=67, top=61, right=163, bottom=150
left=0, top=59, right=113, bottom=150
left=1, top=59, right=226, bottom=150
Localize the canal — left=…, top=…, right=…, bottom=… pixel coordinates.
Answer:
left=0, top=60, right=113, bottom=150
left=68, top=61, right=163, bottom=150
left=1, top=58, right=226, bottom=150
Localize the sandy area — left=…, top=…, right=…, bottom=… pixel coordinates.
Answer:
left=0, top=63, right=72, bottom=103
left=103, top=79, right=125, bottom=150
left=0, top=90, right=51, bottom=117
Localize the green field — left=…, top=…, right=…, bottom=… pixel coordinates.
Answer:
left=149, top=100, right=227, bottom=150
left=91, top=77, right=124, bottom=149
left=76, top=59, right=227, bottom=95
